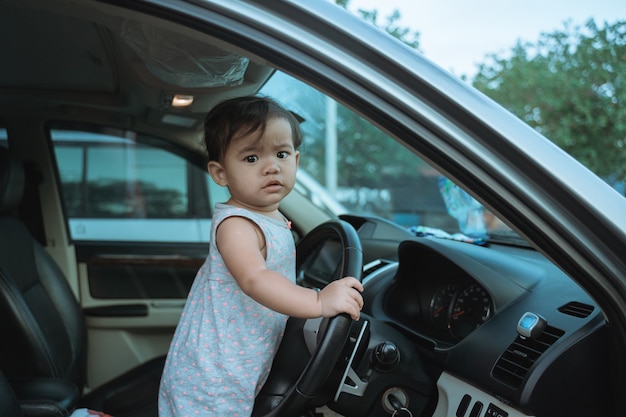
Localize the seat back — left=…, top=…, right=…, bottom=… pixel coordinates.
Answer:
left=0, top=370, right=21, bottom=417
left=0, top=147, right=87, bottom=389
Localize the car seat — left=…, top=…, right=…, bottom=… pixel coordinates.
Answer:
left=0, top=147, right=164, bottom=417
left=0, top=369, right=21, bottom=417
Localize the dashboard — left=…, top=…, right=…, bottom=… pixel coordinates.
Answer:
left=333, top=215, right=614, bottom=417
left=385, top=239, right=496, bottom=343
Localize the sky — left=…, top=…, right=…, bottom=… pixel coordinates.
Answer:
left=348, top=0, right=624, bottom=78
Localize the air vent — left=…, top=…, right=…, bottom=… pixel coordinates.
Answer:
left=362, top=259, right=391, bottom=278
left=558, top=301, right=594, bottom=318
left=492, top=325, right=565, bottom=388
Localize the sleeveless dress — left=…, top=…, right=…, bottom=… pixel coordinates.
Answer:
left=158, top=203, right=296, bottom=417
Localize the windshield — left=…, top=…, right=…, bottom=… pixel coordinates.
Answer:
left=261, top=71, right=516, bottom=245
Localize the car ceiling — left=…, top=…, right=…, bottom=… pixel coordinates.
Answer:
left=0, top=0, right=273, bottom=151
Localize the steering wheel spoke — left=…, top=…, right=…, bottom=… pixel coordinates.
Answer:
left=333, top=319, right=369, bottom=401
left=303, top=317, right=324, bottom=354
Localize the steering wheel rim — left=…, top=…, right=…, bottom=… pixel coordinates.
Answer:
left=252, top=219, right=363, bottom=416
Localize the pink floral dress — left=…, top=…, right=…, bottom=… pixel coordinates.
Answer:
left=158, top=203, right=295, bottom=417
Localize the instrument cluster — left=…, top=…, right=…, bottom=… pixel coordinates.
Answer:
left=385, top=240, right=495, bottom=344
left=428, top=281, right=493, bottom=340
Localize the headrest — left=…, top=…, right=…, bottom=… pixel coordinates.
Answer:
left=0, top=147, right=25, bottom=216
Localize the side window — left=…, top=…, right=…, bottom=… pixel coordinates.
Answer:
left=51, top=129, right=214, bottom=243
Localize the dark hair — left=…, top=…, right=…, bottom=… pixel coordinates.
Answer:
left=203, top=95, right=303, bottom=162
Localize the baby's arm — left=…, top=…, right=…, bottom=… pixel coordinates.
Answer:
left=216, top=216, right=363, bottom=320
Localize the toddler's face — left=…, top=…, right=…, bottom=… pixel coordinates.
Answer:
left=213, top=117, right=300, bottom=213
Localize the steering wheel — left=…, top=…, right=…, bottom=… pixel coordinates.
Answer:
left=252, top=219, right=363, bottom=416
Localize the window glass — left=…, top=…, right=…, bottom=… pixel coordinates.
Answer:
left=49, top=126, right=348, bottom=243
left=51, top=129, right=212, bottom=242
left=261, top=71, right=516, bottom=244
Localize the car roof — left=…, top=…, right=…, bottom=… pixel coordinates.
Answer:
left=0, top=0, right=273, bottom=153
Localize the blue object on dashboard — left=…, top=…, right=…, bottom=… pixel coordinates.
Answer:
left=517, top=312, right=547, bottom=339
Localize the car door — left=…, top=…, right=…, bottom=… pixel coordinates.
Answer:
left=49, top=125, right=226, bottom=389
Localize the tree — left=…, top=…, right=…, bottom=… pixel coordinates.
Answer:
left=335, top=0, right=421, bottom=50
left=472, top=19, right=626, bottom=186
left=318, top=1, right=423, bottom=192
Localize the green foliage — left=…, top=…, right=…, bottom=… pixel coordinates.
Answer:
left=472, top=19, right=626, bottom=185
left=319, top=0, right=422, bottom=191
left=334, top=105, right=423, bottom=188
left=357, top=9, right=420, bottom=51
left=335, top=0, right=421, bottom=51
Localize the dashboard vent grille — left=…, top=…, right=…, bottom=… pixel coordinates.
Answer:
left=558, top=301, right=594, bottom=318
left=492, top=325, right=565, bottom=388
left=362, top=259, right=391, bottom=278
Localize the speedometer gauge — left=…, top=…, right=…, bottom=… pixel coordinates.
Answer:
left=430, top=283, right=457, bottom=330
left=450, top=282, right=492, bottom=339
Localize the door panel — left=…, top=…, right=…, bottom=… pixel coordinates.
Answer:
left=74, top=232, right=207, bottom=388
left=50, top=126, right=213, bottom=388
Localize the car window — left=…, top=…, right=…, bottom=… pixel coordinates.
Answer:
left=49, top=127, right=342, bottom=243
left=51, top=128, right=215, bottom=243
left=263, top=68, right=626, bottom=245
left=261, top=71, right=514, bottom=243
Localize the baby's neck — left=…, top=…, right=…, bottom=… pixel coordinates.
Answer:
left=225, top=198, right=282, bottom=220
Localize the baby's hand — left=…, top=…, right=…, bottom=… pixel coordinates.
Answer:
left=318, top=276, right=364, bottom=320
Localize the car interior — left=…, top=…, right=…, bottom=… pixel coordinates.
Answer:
left=0, top=1, right=624, bottom=417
